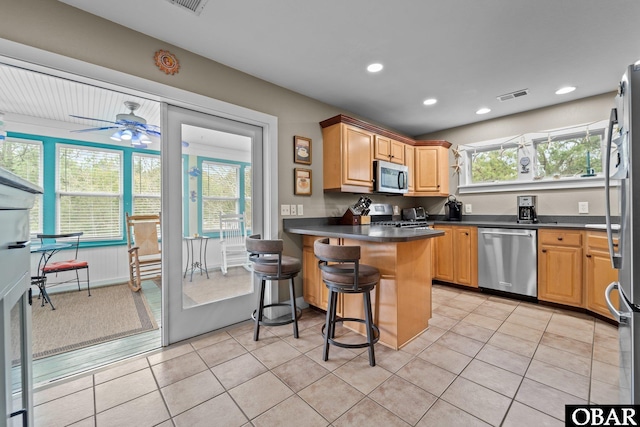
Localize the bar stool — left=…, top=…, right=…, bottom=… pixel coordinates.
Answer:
left=314, top=238, right=380, bottom=366
left=247, top=234, right=302, bottom=341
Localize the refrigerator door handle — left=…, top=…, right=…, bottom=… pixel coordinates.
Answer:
left=605, top=108, right=623, bottom=269
left=605, top=282, right=630, bottom=323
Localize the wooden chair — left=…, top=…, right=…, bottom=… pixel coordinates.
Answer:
left=219, top=212, right=250, bottom=274
left=126, top=212, right=161, bottom=292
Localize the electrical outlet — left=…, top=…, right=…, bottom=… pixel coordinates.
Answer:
left=465, top=203, right=472, bottom=214
left=578, top=201, right=589, bottom=214
left=280, top=204, right=290, bottom=216
left=297, top=204, right=304, bottom=216
left=290, top=204, right=297, bottom=215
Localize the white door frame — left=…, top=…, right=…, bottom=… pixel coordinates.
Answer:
left=0, top=38, right=280, bottom=347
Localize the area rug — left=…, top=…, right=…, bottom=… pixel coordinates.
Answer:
left=30, top=283, right=158, bottom=360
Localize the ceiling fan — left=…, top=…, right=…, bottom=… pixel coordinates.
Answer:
left=70, top=101, right=160, bottom=148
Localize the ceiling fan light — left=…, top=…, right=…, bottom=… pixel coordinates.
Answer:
left=110, top=130, right=123, bottom=141
left=121, top=129, right=133, bottom=141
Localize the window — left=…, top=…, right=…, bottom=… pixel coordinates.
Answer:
left=132, top=153, right=161, bottom=215
left=0, top=138, right=43, bottom=233
left=57, top=145, right=122, bottom=239
left=461, top=121, right=607, bottom=192
left=201, top=161, right=239, bottom=231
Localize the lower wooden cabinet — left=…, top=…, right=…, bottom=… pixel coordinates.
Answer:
left=585, top=231, right=619, bottom=320
left=538, top=229, right=583, bottom=307
left=432, top=225, right=478, bottom=288
left=302, top=235, right=342, bottom=315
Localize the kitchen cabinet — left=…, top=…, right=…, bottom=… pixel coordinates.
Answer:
left=322, top=122, right=374, bottom=193
left=410, top=144, right=449, bottom=196
left=432, top=225, right=477, bottom=287
left=585, top=231, right=619, bottom=320
left=302, top=235, right=342, bottom=315
left=374, top=135, right=405, bottom=165
left=538, top=229, right=583, bottom=307
left=405, top=145, right=415, bottom=192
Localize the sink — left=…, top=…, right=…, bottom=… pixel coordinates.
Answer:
left=585, top=223, right=620, bottom=230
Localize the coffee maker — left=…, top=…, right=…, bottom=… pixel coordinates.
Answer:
left=445, top=195, right=463, bottom=221
left=517, top=195, right=538, bottom=223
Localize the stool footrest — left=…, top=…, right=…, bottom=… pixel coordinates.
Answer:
left=252, top=303, right=302, bottom=327
left=321, top=318, right=379, bottom=349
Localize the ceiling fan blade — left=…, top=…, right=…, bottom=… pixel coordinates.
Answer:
left=70, top=126, right=121, bottom=133
left=69, top=114, right=118, bottom=124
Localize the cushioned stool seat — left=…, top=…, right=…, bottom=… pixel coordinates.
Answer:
left=247, top=234, right=302, bottom=341
left=314, top=238, right=380, bottom=366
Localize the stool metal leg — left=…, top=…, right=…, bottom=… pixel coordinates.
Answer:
left=254, top=277, right=266, bottom=341
left=329, top=290, right=338, bottom=340
left=363, top=291, right=376, bottom=366
left=323, top=288, right=334, bottom=361
left=289, top=278, right=299, bottom=339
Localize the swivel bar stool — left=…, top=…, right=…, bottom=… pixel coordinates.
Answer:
left=314, top=238, right=380, bottom=366
left=246, top=234, right=302, bottom=341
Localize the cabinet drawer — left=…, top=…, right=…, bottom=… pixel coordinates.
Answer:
left=539, top=230, right=582, bottom=246
left=586, top=231, right=618, bottom=251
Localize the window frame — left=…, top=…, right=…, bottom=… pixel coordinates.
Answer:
left=458, top=120, right=611, bottom=194
left=55, top=143, right=124, bottom=241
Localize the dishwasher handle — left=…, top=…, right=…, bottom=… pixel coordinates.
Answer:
left=480, top=230, right=534, bottom=237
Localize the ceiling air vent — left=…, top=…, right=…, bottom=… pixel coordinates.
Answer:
left=165, top=0, right=209, bottom=15
left=497, top=89, right=529, bottom=102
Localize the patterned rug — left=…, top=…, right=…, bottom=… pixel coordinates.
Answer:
left=29, top=283, right=158, bottom=360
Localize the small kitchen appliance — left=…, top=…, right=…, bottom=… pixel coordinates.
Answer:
left=517, top=195, right=538, bottom=224
left=445, top=195, right=462, bottom=221
left=373, top=160, right=408, bottom=194
left=369, top=204, right=429, bottom=228
left=401, top=206, right=427, bottom=221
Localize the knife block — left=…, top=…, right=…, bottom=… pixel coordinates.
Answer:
left=341, top=208, right=361, bottom=225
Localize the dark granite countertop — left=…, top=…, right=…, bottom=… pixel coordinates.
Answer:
left=284, top=223, right=444, bottom=243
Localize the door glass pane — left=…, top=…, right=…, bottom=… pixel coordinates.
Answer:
left=181, top=124, right=253, bottom=308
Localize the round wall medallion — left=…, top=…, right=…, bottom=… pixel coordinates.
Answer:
left=154, top=50, right=180, bottom=75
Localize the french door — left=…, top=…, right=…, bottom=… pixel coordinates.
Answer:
left=162, top=103, right=269, bottom=344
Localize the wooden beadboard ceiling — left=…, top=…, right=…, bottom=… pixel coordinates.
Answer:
left=0, top=62, right=160, bottom=131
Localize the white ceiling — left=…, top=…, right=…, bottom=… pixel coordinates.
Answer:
left=56, top=0, right=640, bottom=137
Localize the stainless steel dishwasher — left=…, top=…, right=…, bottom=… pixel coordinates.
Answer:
left=478, top=228, right=537, bottom=297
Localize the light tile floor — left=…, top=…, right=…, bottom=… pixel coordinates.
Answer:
left=33, top=284, right=620, bottom=426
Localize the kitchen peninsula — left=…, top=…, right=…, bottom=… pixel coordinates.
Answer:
left=285, top=221, right=444, bottom=350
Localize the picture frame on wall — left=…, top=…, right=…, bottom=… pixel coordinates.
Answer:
left=293, top=135, right=312, bottom=165
left=294, top=168, right=312, bottom=196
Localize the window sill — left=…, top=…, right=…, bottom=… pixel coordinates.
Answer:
left=458, top=175, right=618, bottom=194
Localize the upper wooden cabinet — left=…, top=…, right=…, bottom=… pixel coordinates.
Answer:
left=374, top=135, right=405, bottom=165
left=320, top=115, right=450, bottom=195
left=322, top=122, right=374, bottom=193
left=409, top=144, right=450, bottom=197
left=538, top=229, right=583, bottom=307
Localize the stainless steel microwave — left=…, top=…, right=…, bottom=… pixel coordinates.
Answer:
left=373, top=160, right=409, bottom=194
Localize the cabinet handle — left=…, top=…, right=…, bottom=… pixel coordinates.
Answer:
left=586, top=254, right=592, bottom=258
left=541, top=249, right=547, bottom=253
left=465, top=232, right=469, bottom=235
left=557, top=236, right=563, bottom=241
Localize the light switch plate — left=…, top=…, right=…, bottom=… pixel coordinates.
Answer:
left=297, top=204, right=304, bottom=215
left=465, top=204, right=472, bottom=214
left=281, top=204, right=290, bottom=216
left=290, top=204, right=297, bottom=215
left=578, top=201, right=589, bottom=214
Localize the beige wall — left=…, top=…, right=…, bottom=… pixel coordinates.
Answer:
left=417, top=93, right=617, bottom=217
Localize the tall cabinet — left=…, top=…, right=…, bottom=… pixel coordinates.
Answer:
left=0, top=169, right=42, bottom=427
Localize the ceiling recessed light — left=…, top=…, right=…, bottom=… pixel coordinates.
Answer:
left=423, top=98, right=437, bottom=106
left=555, top=86, right=576, bottom=95
left=476, top=107, right=491, bottom=115
left=367, top=63, right=383, bottom=73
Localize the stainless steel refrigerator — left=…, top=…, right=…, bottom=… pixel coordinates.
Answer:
left=604, top=63, right=640, bottom=404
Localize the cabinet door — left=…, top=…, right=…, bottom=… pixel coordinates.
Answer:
left=302, top=236, right=323, bottom=307
left=390, top=139, right=405, bottom=164
left=433, top=226, right=454, bottom=282
left=342, top=124, right=374, bottom=189
left=453, top=226, right=478, bottom=287
left=374, top=135, right=392, bottom=162
left=415, top=147, right=439, bottom=192
left=586, top=249, right=619, bottom=319
left=405, top=145, right=415, bottom=192
left=538, top=244, right=583, bottom=306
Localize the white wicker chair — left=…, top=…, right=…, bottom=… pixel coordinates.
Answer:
left=219, top=213, right=250, bottom=274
